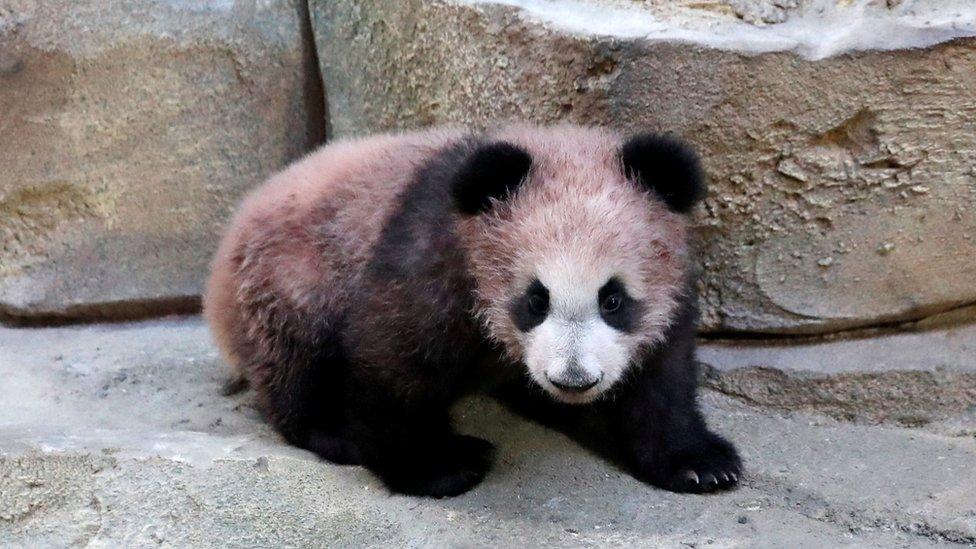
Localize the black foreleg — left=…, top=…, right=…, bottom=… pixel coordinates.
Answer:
left=612, top=299, right=742, bottom=493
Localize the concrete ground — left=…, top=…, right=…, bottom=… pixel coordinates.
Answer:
left=1, top=317, right=974, bottom=547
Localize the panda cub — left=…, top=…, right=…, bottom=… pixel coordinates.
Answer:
left=205, top=125, right=742, bottom=498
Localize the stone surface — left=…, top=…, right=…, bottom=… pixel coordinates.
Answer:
left=1, top=317, right=975, bottom=546
left=480, top=0, right=976, bottom=58
left=311, top=0, right=976, bottom=334
left=0, top=0, right=324, bottom=322
left=699, top=323, right=976, bottom=426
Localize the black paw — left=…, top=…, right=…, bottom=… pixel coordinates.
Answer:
left=640, top=435, right=743, bottom=494
left=378, top=435, right=495, bottom=498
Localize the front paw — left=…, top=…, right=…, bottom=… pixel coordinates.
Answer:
left=638, top=434, right=743, bottom=494
left=377, top=435, right=495, bottom=498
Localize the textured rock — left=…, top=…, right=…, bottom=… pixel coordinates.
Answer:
left=1, top=317, right=974, bottom=546
left=311, top=0, right=976, bottom=334
left=699, top=322, right=976, bottom=426
left=0, top=0, right=323, bottom=322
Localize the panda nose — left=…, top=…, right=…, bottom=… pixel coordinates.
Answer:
left=546, top=363, right=602, bottom=393
left=549, top=376, right=600, bottom=393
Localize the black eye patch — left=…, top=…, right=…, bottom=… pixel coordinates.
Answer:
left=598, top=278, right=642, bottom=333
left=510, top=279, right=549, bottom=332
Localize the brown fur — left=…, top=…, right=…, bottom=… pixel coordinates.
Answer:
left=204, top=128, right=466, bottom=415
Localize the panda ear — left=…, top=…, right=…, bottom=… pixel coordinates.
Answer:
left=620, top=133, right=706, bottom=214
left=452, top=141, right=532, bottom=215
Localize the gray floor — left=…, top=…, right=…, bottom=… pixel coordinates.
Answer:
left=1, top=318, right=973, bottom=547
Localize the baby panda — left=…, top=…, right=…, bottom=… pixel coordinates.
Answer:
left=204, top=125, right=741, bottom=498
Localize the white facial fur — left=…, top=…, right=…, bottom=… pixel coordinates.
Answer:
left=521, top=262, right=643, bottom=404
left=458, top=126, right=691, bottom=405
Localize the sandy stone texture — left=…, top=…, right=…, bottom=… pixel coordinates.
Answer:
left=1, top=317, right=973, bottom=546
left=311, top=0, right=976, bottom=334
left=0, top=0, right=324, bottom=322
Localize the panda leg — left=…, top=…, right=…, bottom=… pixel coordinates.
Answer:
left=614, top=306, right=742, bottom=494
left=257, top=335, right=363, bottom=466
left=263, top=369, right=363, bottom=466
left=344, top=391, right=494, bottom=498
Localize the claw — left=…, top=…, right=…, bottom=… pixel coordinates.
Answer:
left=729, top=472, right=738, bottom=483
left=681, top=469, right=700, bottom=485
left=701, top=473, right=718, bottom=487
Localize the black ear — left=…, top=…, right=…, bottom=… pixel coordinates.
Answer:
left=620, top=133, right=705, bottom=214
left=452, top=141, right=532, bottom=215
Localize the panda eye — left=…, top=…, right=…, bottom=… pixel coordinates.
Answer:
left=528, top=291, right=549, bottom=316
left=511, top=279, right=550, bottom=332
left=601, top=293, right=623, bottom=314
left=598, top=278, right=640, bottom=333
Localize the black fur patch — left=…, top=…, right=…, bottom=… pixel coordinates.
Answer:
left=620, top=133, right=705, bottom=214
left=336, top=137, right=507, bottom=496
left=358, top=136, right=499, bottom=387
left=615, top=278, right=742, bottom=493
left=368, top=138, right=482, bottom=283
left=260, top=314, right=354, bottom=462
left=452, top=141, right=532, bottom=215
left=509, top=279, right=549, bottom=332
left=597, top=277, right=642, bottom=333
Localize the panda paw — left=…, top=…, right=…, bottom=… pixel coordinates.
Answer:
left=378, top=435, right=495, bottom=498
left=641, top=435, right=743, bottom=494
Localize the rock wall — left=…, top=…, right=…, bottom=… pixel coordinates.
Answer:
left=2, top=0, right=974, bottom=335
left=0, top=0, right=323, bottom=322
left=311, top=0, right=976, bottom=334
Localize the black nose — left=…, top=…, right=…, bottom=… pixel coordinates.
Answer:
left=547, top=373, right=601, bottom=393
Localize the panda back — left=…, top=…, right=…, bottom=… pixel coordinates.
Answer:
left=204, top=128, right=467, bottom=373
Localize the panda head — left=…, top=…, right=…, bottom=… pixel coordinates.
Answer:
left=454, top=126, right=705, bottom=404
